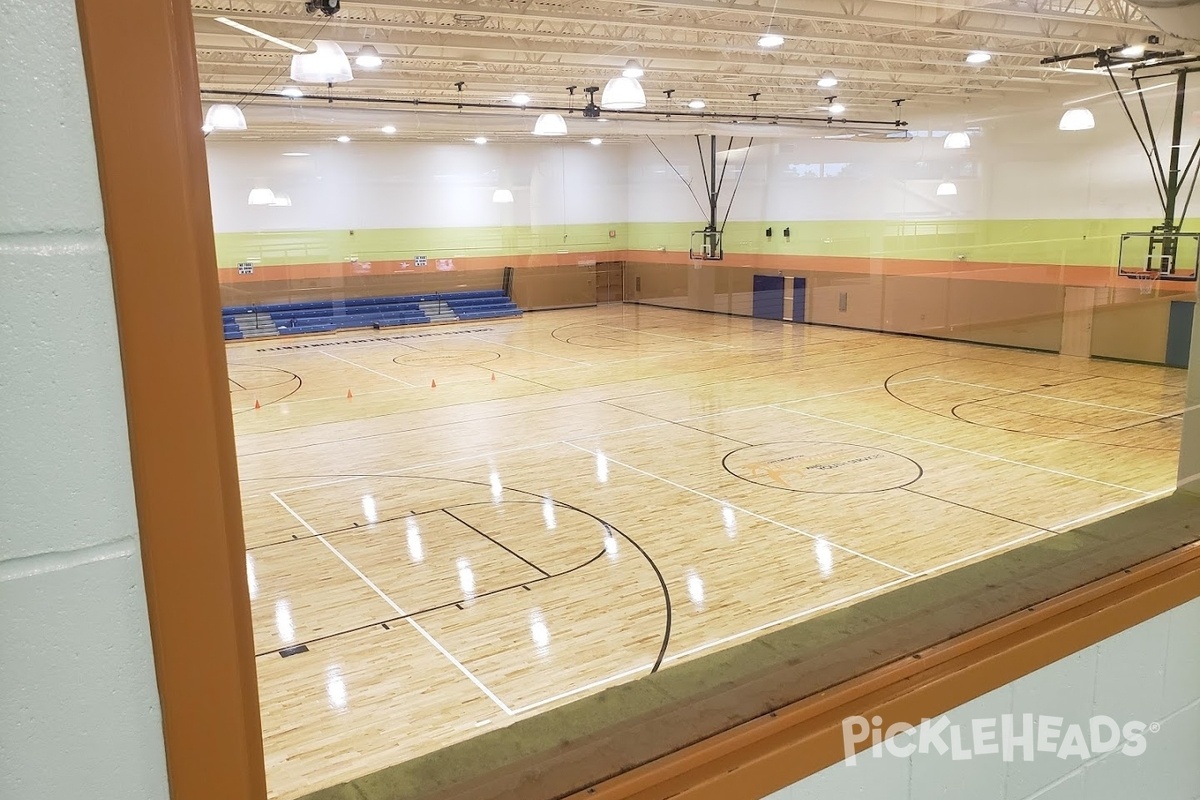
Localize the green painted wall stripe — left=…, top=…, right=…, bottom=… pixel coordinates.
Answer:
left=216, top=219, right=1164, bottom=269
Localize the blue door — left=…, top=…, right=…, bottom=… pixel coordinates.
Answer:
left=1166, top=300, right=1195, bottom=367
left=752, top=275, right=785, bottom=320
left=792, top=277, right=807, bottom=323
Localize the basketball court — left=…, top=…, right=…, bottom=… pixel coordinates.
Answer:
left=229, top=304, right=1185, bottom=798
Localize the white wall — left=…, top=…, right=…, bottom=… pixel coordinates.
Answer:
left=764, top=596, right=1200, bottom=800
left=205, top=140, right=629, bottom=233
left=0, top=2, right=169, bottom=798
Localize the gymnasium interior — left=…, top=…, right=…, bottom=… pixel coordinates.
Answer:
left=5, top=2, right=1200, bottom=800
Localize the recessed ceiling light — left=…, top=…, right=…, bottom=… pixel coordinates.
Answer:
left=473, top=136, right=488, bottom=144
left=355, top=45, right=383, bottom=69
left=279, top=86, right=304, bottom=98
left=282, top=152, right=310, bottom=157
left=336, top=135, right=351, bottom=143
left=817, top=72, right=838, bottom=88
left=623, top=59, right=644, bottom=78
left=381, top=125, right=397, bottom=134
left=966, top=51, right=992, bottom=64
left=511, top=93, right=531, bottom=106
left=688, top=99, right=706, bottom=109
left=588, top=137, right=603, bottom=145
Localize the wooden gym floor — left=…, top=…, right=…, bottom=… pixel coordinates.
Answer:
left=228, top=304, right=1186, bottom=799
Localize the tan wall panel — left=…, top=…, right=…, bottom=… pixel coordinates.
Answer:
left=512, top=264, right=600, bottom=310
left=1091, top=292, right=1173, bottom=362
left=882, top=276, right=950, bottom=336
left=1062, top=287, right=1098, bottom=358
left=806, top=272, right=885, bottom=330
left=946, top=279, right=1064, bottom=352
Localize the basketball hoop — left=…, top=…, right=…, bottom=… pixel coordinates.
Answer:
left=1129, top=271, right=1158, bottom=297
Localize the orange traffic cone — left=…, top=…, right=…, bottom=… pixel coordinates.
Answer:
left=253, top=398, right=261, bottom=410
left=431, top=379, right=437, bottom=389
left=346, top=389, right=354, bottom=400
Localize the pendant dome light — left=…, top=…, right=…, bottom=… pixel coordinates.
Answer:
left=290, top=41, right=354, bottom=83
left=533, top=113, right=568, bottom=136
left=601, top=76, right=647, bottom=110
left=1059, top=107, right=1095, bottom=131
left=936, top=182, right=958, bottom=196
left=943, top=131, right=971, bottom=150
left=492, top=189, right=514, bottom=203
left=247, top=187, right=277, bottom=206
left=204, top=104, right=247, bottom=131
left=354, top=45, right=383, bottom=68
left=622, top=59, right=644, bottom=78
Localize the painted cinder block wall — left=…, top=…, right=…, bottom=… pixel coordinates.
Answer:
left=0, top=1, right=169, bottom=798
left=762, top=596, right=1200, bottom=800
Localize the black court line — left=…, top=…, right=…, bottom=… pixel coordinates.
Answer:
left=602, top=401, right=753, bottom=447
left=721, top=441, right=924, bottom=496
left=228, top=377, right=247, bottom=391
left=225, top=364, right=303, bottom=414
left=441, top=508, right=551, bottom=578
left=487, top=366, right=562, bottom=393
left=254, top=547, right=607, bottom=658
left=883, top=365, right=1177, bottom=452
left=251, top=474, right=671, bottom=670
left=952, top=399, right=1120, bottom=433
left=899, top=486, right=1058, bottom=535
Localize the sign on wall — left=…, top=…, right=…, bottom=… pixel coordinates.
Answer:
left=414, top=255, right=427, bottom=267
left=237, top=262, right=254, bottom=275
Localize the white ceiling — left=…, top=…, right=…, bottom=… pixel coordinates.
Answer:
left=191, top=0, right=1181, bottom=141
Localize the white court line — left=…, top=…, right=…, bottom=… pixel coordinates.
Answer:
left=922, top=376, right=1177, bottom=417
left=772, top=406, right=1150, bottom=495
left=595, top=323, right=740, bottom=350
left=270, top=492, right=515, bottom=715
left=674, top=378, right=930, bottom=424
left=661, top=576, right=914, bottom=665
left=266, top=420, right=673, bottom=495
left=467, top=334, right=593, bottom=366
left=562, top=441, right=916, bottom=577
left=318, top=350, right=416, bottom=387
left=912, top=485, right=1175, bottom=578
left=507, top=661, right=655, bottom=716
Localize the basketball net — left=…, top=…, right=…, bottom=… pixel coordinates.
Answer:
left=1130, top=272, right=1157, bottom=297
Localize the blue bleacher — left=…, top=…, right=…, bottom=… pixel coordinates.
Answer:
left=220, top=291, right=519, bottom=340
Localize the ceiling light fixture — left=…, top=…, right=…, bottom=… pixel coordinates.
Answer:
left=828, top=101, right=846, bottom=115
left=943, top=131, right=971, bottom=149
left=511, top=93, right=532, bottom=106
left=269, top=193, right=293, bottom=207
left=381, top=125, right=397, bottom=134
left=247, top=187, right=277, bottom=206
left=474, top=136, right=489, bottom=144
left=214, top=16, right=306, bottom=52
left=282, top=152, right=310, bottom=157
left=936, top=181, right=958, bottom=196
left=533, top=113, right=568, bottom=136
left=355, top=45, right=383, bottom=69
left=588, top=137, right=603, bottom=145
left=688, top=98, right=706, bottom=109
left=279, top=86, right=304, bottom=98
left=336, top=135, right=351, bottom=143
left=290, top=40, right=354, bottom=83
left=492, top=189, right=514, bottom=203
left=601, top=76, right=646, bottom=109
left=966, top=51, right=992, bottom=64
left=1059, top=107, right=1096, bottom=131
left=201, top=123, right=214, bottom=134
left=204, top=104, right=247, bottom=131
left=622, top=59, right=644, bottom=78
left=1120, top=43, right=1146, bottom=58
left=817, top=71, right=838, bottom=88
left=758, top=28, right=785, bottom=48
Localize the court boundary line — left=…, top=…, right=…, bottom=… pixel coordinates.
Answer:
left=562, top=441, right=916, bottom=577
left=466, top=334, right=593, bottom=366
left=923, top=376, right=1179, bottom=417
left=269, top=491, right=515, bottom=715
left=772, top=405, right=1153, bottom=495
left=318, top=349, right=417, bottom=387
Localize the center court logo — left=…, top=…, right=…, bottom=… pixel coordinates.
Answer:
left=842, top=714, right=1158, bottom=764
